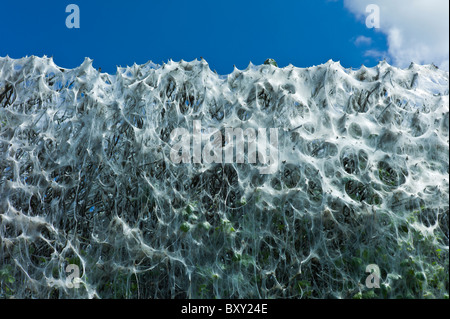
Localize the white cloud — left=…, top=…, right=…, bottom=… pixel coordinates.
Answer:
left=344, top=0, right=449, bottom=70
left=354, top=35, right=372, bottom=46
left=364, top=49, right=388, bottom=60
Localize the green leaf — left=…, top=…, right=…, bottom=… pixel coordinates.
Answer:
left=180, top=222, right=190, bottom=233
left=352, top=292, right=363, bottom=299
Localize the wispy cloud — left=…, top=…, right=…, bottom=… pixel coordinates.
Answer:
left=354, top=35, right=372, bottom=46
left=364, top=49, right=388, bottom=60
left=344, top=0, right=449, bottom=70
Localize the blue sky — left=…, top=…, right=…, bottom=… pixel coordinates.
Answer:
left=1, top=0, right=444, bottom=74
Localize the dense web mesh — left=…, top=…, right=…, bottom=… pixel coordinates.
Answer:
left=0, top=56, right=448, bottom=299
